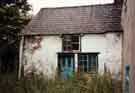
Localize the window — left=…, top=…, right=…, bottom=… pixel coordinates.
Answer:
left=78, top=53, right=98, bottom=73
left=63, top=35, right=80, bottom=51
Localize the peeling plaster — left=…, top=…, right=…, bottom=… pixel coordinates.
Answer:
left=26, top=36, right=43, bottom=54
left=23, top=32, right=122, bottom=78
left=23, top=36, right=62, bottom=78
left=81, top=32, right=122, bottom=77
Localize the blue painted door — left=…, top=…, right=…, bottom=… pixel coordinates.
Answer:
left=59, top=54, right=74, bottom=79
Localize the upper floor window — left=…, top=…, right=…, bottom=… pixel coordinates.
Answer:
left=62, top=34, right=80, bottom=51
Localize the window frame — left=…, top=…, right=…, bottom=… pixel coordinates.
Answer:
left=78, top=53, right=99, bottom=74
left=57, top=53, right=75, bottom=77
left=62, top=34, right=80, bottom=52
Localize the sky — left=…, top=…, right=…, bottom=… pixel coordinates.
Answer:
left=28, top=0, right=114, bottom=15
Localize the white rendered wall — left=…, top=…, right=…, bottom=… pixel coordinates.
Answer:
left=23, top=32, right=122, bottom=78
left=81, top=32, right=122, bottom=76
left=23, top=36, right=62, bottom=78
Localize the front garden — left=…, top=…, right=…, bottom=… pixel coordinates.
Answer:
left=0, top=72, right=122, bottom=93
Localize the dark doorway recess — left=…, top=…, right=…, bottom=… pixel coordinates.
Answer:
left=0, top=44, right=16, bottom=73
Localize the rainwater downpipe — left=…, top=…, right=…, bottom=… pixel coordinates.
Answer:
left=123, top=64, right=130, bottom=93
left=18, top=36, right=24, bottom=79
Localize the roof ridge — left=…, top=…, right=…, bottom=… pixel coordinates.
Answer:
left=40, top=3, right=115, bottom=10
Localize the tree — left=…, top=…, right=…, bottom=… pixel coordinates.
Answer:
left=0, top=0, right=31, bottom=73
left=0, top=0, right=31, bottom=47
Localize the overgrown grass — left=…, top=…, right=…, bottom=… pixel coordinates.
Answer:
left=0, top=73, right=122, bottom=93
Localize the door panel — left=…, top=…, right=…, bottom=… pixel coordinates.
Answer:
left=58, top=54, right=74, bottom=79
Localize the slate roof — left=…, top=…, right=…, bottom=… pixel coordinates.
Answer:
left=23, top=4, right=122, bottom=35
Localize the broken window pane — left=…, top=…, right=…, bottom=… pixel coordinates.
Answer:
left=63, top=34, right=80, bottom=51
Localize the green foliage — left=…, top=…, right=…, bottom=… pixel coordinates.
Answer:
left=0, top=73, right=122, bottom=93
left=0, top=1, right=31, bottom=46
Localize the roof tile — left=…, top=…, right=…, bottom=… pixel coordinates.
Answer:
left=23, top=4, right=122, bottom=35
